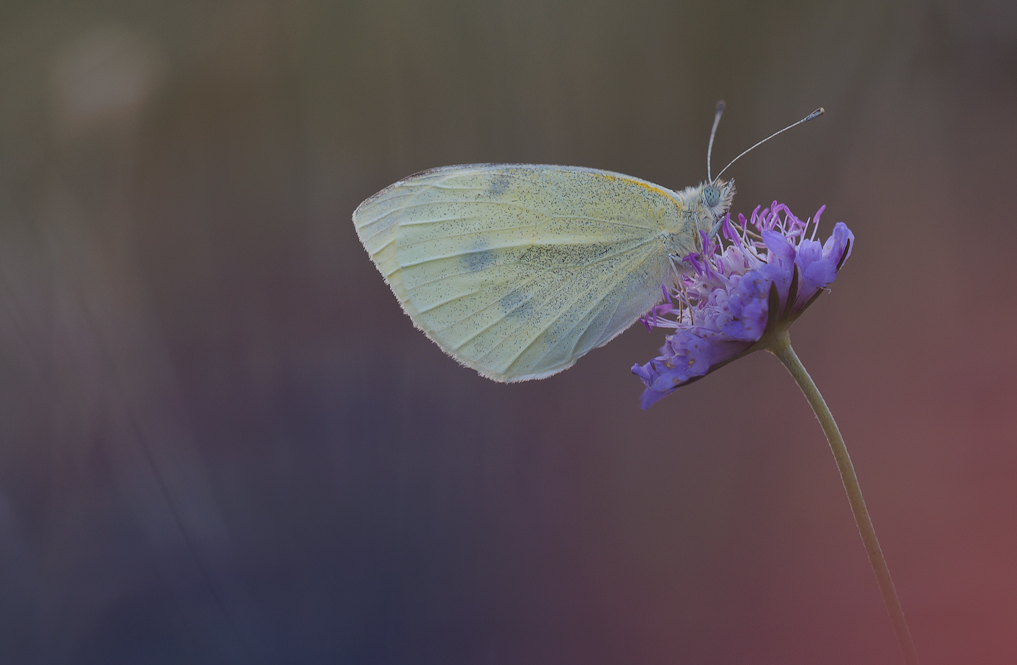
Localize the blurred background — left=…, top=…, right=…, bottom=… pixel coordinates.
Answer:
left=0, top=0, right=1014, bottom=663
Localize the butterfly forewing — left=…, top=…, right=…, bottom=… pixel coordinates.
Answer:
left=353, top=164, right=686, bottom=381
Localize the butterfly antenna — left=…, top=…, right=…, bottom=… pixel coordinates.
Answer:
left=707, top=100, right=725, bottom=183
left=714, top=107, right=825, bottom=181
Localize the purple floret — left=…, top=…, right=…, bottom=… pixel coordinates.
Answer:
left=632, top=203, right=854, bottom=408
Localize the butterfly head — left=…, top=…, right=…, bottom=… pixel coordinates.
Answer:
left=701, top=178, right=735, bottom=232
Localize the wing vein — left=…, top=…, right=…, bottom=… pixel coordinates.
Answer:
left=517, top=248, right=653, bottom=373
left=443, top=276, right=543, bottom=350
left=415, top=289, right=482, bottom=314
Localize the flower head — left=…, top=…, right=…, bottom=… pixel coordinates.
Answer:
left=632, top=202, right=854, bottom=409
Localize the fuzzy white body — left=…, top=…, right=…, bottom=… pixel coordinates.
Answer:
left=353, top=164, right=734, bottom=381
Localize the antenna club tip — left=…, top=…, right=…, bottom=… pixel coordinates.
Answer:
left=716, top=100, right=726, bottom=111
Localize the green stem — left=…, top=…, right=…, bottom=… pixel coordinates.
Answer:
left=767, top=331, right=919, bottom=665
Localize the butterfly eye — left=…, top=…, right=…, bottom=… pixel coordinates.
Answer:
left=703, top=185, right=721, bottom=208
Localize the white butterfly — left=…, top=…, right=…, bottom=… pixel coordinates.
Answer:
left=352, top=105, right=821, bottom=382
left=353, top=164, right=732, bottom=381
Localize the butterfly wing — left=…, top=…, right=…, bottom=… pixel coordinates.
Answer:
left=353, top=164, right=686, bottom=382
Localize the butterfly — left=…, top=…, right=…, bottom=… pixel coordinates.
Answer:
left=352, top=104, right=821, bottom=382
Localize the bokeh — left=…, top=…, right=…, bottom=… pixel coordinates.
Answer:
left=1, top=0, right=1015, bottom=663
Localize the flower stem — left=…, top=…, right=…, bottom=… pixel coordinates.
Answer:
left=767, top=331, right=919, bottom=665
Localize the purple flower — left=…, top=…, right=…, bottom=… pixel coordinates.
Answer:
left=632, top=203, right=853, bottom=409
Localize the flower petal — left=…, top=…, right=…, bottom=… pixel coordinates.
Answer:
left=633, top=203, right=853, bottom=408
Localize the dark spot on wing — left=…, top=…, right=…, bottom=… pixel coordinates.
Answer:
left=462, top=240, right=495, bottom=272
left=500, top=289, right=534, bottom=319
left=488, top=173, right=512, bottom=196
